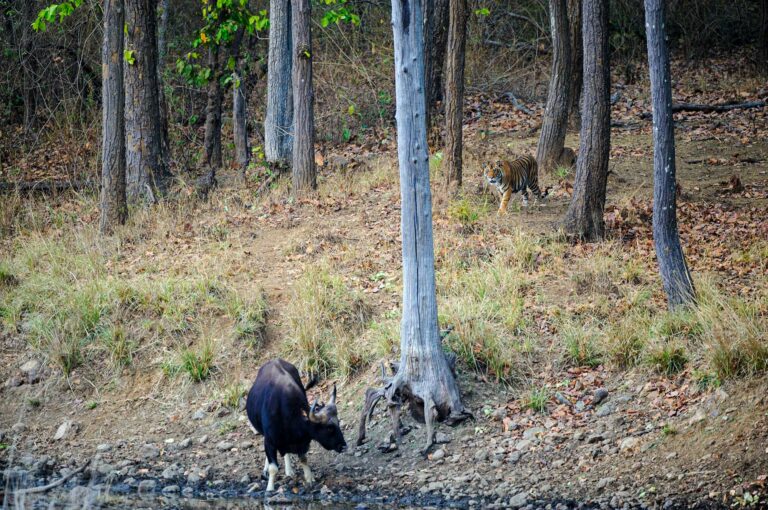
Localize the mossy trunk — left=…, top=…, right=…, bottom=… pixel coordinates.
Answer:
left=265, top=0, right=293, bottom=167
left=291, top=0, right=316, bottom=192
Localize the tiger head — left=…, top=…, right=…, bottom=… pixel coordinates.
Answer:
left=482, top=161, right=503, bottom=185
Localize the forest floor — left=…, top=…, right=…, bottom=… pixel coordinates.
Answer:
left=1, top=56, right=768, bottom=509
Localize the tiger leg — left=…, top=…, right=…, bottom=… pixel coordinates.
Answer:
left=498, top=189, right=513, bottom=215
left=521, top=189, right=529, bottom=207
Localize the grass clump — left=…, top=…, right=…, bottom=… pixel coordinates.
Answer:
left=284, top=267, right=372, bottom=379
left=647, top=342, right=688, bottom=375
left=522, top=386, right=550, bottom=413
left=220, top=382, right=247, bottom=410
left=227, top=291, right=268, bottom=349
left=439, top=260, right=530, bottom=382
left=562, top=322, right=603, bottom=368
left=447, top=197, right=488, bottom=232
left=180, top=342, right=215, bottom=382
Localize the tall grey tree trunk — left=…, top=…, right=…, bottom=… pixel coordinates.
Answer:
left=265, top=0, right=293, bottom=167
left=644, top=0, right=695, bottom=309
left=157, top=0, right=170, bottom=160
left=423, top=0, right=449, bottom=136
left=232, top=31, right=249, bottom=173
left=291, top=0, right=316, bottom=192
left=21, top=0, right=35, bottom=134
left=536, top=0, right=571, bottom=173
left=760, top=0, right=768, bottom=74
left=100, top=0, right=127, bottom=234
left=387, top=0, right=468, bottom=453
left=203, top=44, right=223, bottom=169
left=444, top=0, right=467, bottom=189
left=563, top=0, right=609, bottom=241
left=125, top=0, right=170, bottom=202
left=567, top=0, right=582, bottom=127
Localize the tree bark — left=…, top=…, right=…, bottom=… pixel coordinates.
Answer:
left=157, top=0, right=170, bottom=160
left=567, top=0, right=582, bottom=127
left=265, top=0, right=293, bottom=167
left=444, top=0, right=467, bottom=189
left=203, top=44, right=223, bottom=169
left=536, top=0, right=571, bottom=174
left=422, top=0, right=449, bottom=134
left=125, top=0, right=170, bottom=202
left=388, top=0, right=468, bottom=453
left=760, top=0, right=768, bottom=74
left=563, top=0, right=610, bottom=241
left=291, top=0, right=316, bottom=192
left=232, top=30, right=249, bottom=173
left=100, top=0, right=127, bottom=234
left=644, top=0, right=696, bottom=309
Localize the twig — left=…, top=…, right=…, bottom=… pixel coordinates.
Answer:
left=11, top=458, right=92, bottom=495
left=497, top=92, right=535, bottom=115
left=0, top=180, right=96, bottom=194
left=640, top=100, right=766, bottom=119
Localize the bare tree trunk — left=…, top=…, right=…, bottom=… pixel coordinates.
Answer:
left=291, top=0, right=316, bottom=192
left=567, top=0, right=582, bottom=127
left=444, top=0, right=467, bottom=189
left=536, top=0, right=571, bottom=174
left=388, top=0, right=468, bottom=454
left=203, top=44, right=223, bottom=169
left=563, top=0, right=609, bottom=241
left=644, top=0, right=695, bottom=309
left=157, top=0, right=170, bottom=160
left=100, top=0, right=127, bottom=234
left=265, top=0, right=293, bottom=167
left=423, top=0, right=449, bottom=136
left=125, top=0, right=170, bottom=202
left=21, top=0, right=36, bottom=134
left=232, top=31, right=249, bottom=173
left=761, top=0, right=768, bottom=74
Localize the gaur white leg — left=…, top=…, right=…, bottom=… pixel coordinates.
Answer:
left=284, top=454, right=295, bottom=478
left=298, top=455, right=314, bottom=485
left=266, top=462, right=279, bottom=492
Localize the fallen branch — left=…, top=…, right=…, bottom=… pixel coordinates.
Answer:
left=640, top=100, right=766, bottom=119
left=0, top=180, right=96, bottom=194
left=497, top=92, right=535, bottom=115
left=11, top=458, right=92, bottom=495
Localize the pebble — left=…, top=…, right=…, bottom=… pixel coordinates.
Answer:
left=139, top=444, right=160, bottom=460
left=515, top=439, right=533, bottom=451
left=137, top=479, right=156, bottom=494
left=593, top=388, right=609, bottom=406
left=596, top=403, right=615, bottom=417
left=431, top=448, right=446, bottom=461
left=435, top=432, right=451, bottom=444
left=509, top=491, right=528, bottom=508
left=96, top=443, right=112, bottom=452
left=619, top=437, right=640, bottom=451
left=162, top=485, right=180, bottom=493
left=216, top=441, right=235, bottom=451
left=596, top=477, right=616, bottom=489
left=192, top=410, right=206, bottom=421
left=54, top=420, right=77, bottom=441
left=197, top=435, right=209, bottom=445
left=19, top=359, right=43, bottom=384
left=522, top=427, right=545, bottom=441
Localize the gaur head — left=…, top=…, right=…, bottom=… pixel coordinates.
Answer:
left=308, top=384, right=347, bottom=453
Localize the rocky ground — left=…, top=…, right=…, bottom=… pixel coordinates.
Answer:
left=2, top=353, right=767, bottom=509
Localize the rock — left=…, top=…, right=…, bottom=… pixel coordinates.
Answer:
left=162, top=464, right=180, bottom=480
left=619, top=437, right=640, bottom=452
left=96, top=443, right=112, bottom=452
left=162, top=485, right=180, bottom=494
left=139, top=444, right=160, bottom=460
left=187, top=471, right=202, bottom=485
left=509, top=491, right=528, bottom=508
left=12, top=422, right=26, bottom=434
left=216, top=408, right=231, bottom=418
left=430, top=448, right=446, bottom=461
left=192, top=410, right=206, bottom=421
left=575, top=400, right=586, bottom=412
left=523, top=427, right=545, bottom=441
left=176, top=438, right=191, bottom=450
left=239, top=440, right=253, bottom=450
left=587, top=434, right=604, bottom=444
left=506, top=451, right=521, bottom=464
left=197, top=435, right=208, bottom=445
left=54, top=420, right=78, bottom=441
left=596, top=403, right=615, bottom=417
left=137, top=480, right=157, bottom=494
left=554, top=392, right=572, bottom=406
left=474, top=449, right=489, bottom=462
left=216, top=441, right=234, bottom=451
left=689, top=408, right=706, bottom=425
left=491, top=407, right=507, bottom=421
left=592, top=388, right=609, bottom=406
left=69, top=486, right=91, bottom=503
left=596, top=477, right=615, bottom=489
left=19, top=359, right=43, bottom=384
left=435, top=432, right=452, bottom=444
left=515, top=439, right=533, bottom=451
left=6, top=376, right=23, bottom=387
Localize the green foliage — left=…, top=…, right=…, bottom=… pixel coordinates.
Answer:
left=123, top=50, right=136, bottom=66
left=647, top=342, right=688, bottom=376
left=474, top=7, right=491, bottom=16
left=33, top=0, right=84, bottom=32
left=180, top=342, right=215, bottom=382
left=320, top=0, right=360, bottom=27
left=522, top=386, right=550, bottom=413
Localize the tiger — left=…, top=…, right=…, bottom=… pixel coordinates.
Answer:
left=482, top=154, right=547, bottom=214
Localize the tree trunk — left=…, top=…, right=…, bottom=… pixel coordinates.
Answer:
left=423, top=0, right=449, bottom=135
left=203, top=44, right=223, bottom=169
left=125, top=0, right=170, bottom=202
left=444, top=0, right=467, bottom=189
left=291, top=0, right=316, bottom=192
left=536, top=0, right=571, bottom=174
left=567, top=0, right=582, bottom=128
left=644, top=0, right=696, bottom=309
left=760, top=0, right=768, bottom=74
left=388, top=0, right=468, bottom=453
left=21, top=0, right=36, bottom=134
left=265, top=0, right=293, bottom=167
left=232, top=31, right=249, bottom=173
left=100, top=0, right=127, bottom=234
left=157, top=0, right=170, bottom=160
left=563, top=0, right=609, bottom=241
